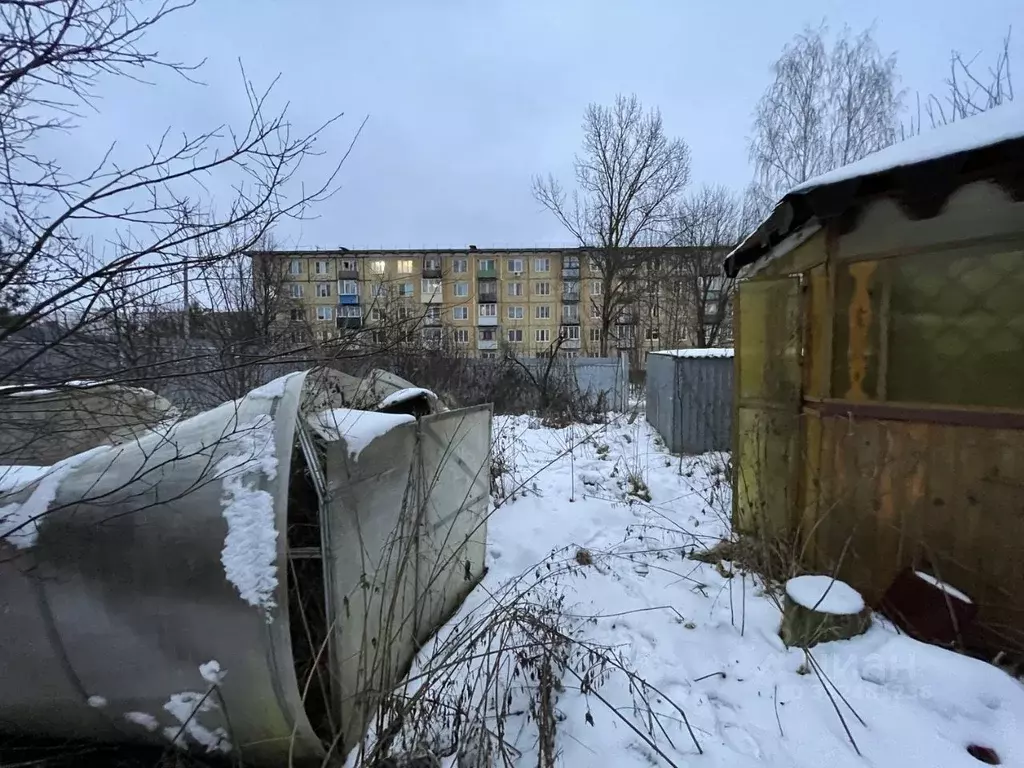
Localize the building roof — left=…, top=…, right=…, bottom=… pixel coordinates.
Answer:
left=725, top=102, right=1024, bottom=277
left=252, top=245, right=712, bottom=258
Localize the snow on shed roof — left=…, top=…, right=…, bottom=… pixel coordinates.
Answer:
left=726, top=102, right=1024, bottom=277
left=653, top=348, right=734, bottom=359
left=789, top=101, right=1024, bottom=194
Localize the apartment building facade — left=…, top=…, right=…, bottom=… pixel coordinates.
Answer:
left=266, top=246, right=724, bottom=360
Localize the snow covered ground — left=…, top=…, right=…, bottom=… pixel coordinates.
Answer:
left=378, top=413, right=1024, bottom=768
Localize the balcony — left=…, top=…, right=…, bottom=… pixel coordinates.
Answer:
left=477, top=315, right=498, bottom=327
left=477, top=339, right=498, bottom=351
left=336, top=317, right=362, bottom=330
left=617, top=312, right=636, bottom=324
left=338, top=294, right=360, bottom=306
left=477, top=267, right=498, bottom=279
left=422, top=262, right=442, bottom=279
left=616, top=336, right=634, bottom=349
left=561, top=290, right=580, bottom=303
left=561, top=311, right=580, bottom=325
left=562, top=266, right=580, bottom=279
left=559, top=336, right=581, bottom=350
left=421, top=285, right=443, bottom=303
left=424, top=313, right=442, bottom=326
left=477, top=292, right=498, bottom=304
left=338, top=266, right=359, bottom=280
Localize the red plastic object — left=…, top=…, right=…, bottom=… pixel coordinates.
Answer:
left=878, top=567, right=978, bottom=647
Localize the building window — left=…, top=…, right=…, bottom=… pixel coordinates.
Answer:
left=535, top=328, right=550, bottom=343
left=397, top=259, right=414, bottom=274
left=564, top=256, right=580, bottom=269
left=369, top=259, right=386, bottom=275
left=507, top=329, right=523, bottom=343
left=589, top=328, right=601, bottom=343
left=454, top=328, right=469, bottom=344
left=289, top=283, right=304, bottom=298
left=616, top=324, right=633, bottom=341
left=535, top=305, right=551, bottom=319
left=422, top=278, right=441, bottom=294
left=371, top=307, right=383, bottom=322
left=646, top=327, right=660, bottom=340
left=479, top=304, right=496, bottom=318
left=316, top=306, right=333, bottom=322
left=508, top=258, right=524, bottom=273
left=479, top=258, right=495, bottom=272
left=289, top=258, right=303, bottom=275
left=339, top=305, right=360, bottom=319
left=534, top=281, right=550, bottom=296
left=588, top=257, right=601, bottom=272
left=650, top=305, right=660, bottom=318
left=372, top=330, right=387, bottom=345
left=590, top=280, right=602, bottom=295
left=507, top=282, right=523, bottom=297
left=399, top=282, right=414, bottom=297
left=339, top=280, right=358, bottom=296
left=564, top=325, right=581, bottom=341
left=425, top=306, right=441, bottom=322
left=341, top=258, right=357, bottom=272
left=316, top=282, right=331, bottom=298
left=563, top=304, right=579, bottom=322
left=534, top=257, right=551, bottom=272
left=589, top=304, right=601, bottom=319
left=371, top=282, right=387, bottom=298
left=289, top=308, right=304, bottom=321
left=479, top=328, right=496, bottom=341
left=453, top=281, right=469, bottom=297
left=423, top=328, right=442, bottom=343
left=314, top=260, right=329, bottom=275
left=453, top=306, right=469, bottom=320
left=507, top=305, right=524, bottom=320
left=453, top=258, right=468, bottom=273
left=424, top=257, right=441, bottom=271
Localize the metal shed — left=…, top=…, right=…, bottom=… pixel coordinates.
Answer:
left=0, top=367, right=490, bottom=765
left=646, top=348, right=734, bottom=454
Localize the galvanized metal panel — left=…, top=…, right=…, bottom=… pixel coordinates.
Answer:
left=645, top=353, right=734, bottom=454
left=414, top=404, right=492, bottom=641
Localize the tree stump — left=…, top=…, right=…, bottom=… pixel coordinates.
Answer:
left=780, top=575, right=872, bottom=648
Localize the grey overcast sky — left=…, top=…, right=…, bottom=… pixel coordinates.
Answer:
left=68, top=0, right=1020, bottom=251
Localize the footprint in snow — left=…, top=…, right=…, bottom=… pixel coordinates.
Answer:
left=721, top=724, right=763, bottom=760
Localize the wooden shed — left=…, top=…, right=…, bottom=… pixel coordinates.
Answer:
left=724, top=103, right=1024, bottom=655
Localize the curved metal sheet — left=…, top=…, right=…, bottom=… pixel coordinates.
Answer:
left=0, top=370, right=324, bottom=765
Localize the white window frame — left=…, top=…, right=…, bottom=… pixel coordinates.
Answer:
left=453, top=281, right=469, bottom=297
left=589, top=304, right=601, bottom=319
left=314, top=260, right=329, bottom=275
left=534, top=281, right=550, bottom=296
left=453, top=258, right=468, bottom=274
left=478, top=328, right=497, bottom=341
left=507, top=328, right=523, bottom=343
left=479, top=258, right=496, bottom=272
left=534, top=257, right=551, bottom=273
left=454, top=328, right=470, bottom=344
left=590, top=280, right=602, bottom=295
left=535, top=304, right=551, bottom=319
left=424, top=257, right=441, bottom=271
left=507, top=305, right=524, bottom=320
left=370, top=307, right=384, bottom=322
left=340, top=258, right=358, bottom=272
left=589, top=328, right=602, bottom=342
left=507, top=282, right=523, bottom=297
left=289, top=307, right=305, bottom=321
left=340, top=305, right=361, bottom=319
left=422, top=278, right=442, bottom=294
left=479, top=303, right=496, bottom=318
left=398, top=282, right=414, bottom=297
left=397, top=259, right=414, bottom=274
left=339, top=280, right=358, bottom=296
left=316, top=282, right=331, bottom=298
left=564, top=325, right=581, bottom=341
left=508, top=258, right=524, bottom=273
left=452, top=306, right=469, bottom=320
left=369, top=259, right=386, bottom=275
left=316, top=306, right=333, bottom=322
left=289, top=258, right=303, bottom=275
left=371, top=282, right=387, bottom=298
left=535, top=328, right=550, bottom=343
left=646, top=327, right=660, bottom=340
left=289, top=283, right=304, bottom=298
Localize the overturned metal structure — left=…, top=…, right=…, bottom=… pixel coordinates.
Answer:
left=0, top=368, right=491, bottom=765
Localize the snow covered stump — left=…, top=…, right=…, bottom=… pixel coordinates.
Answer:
left=780, top=575, right=872, bottom=648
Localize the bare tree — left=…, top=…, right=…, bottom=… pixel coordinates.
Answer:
left=533, top=94, right=691, bottom=357
left=0, top=0, right=355, bottom=400
left=905, top=28, right=1015, bottom=135
left=749, top=24, right=902, bottom=206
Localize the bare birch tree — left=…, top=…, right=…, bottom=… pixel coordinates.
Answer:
left=533, top=94, right=691, bottom=357
left=749, top=24, right=902, bottom=207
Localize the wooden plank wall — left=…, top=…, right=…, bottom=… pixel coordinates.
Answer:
left=808, top=415, right=1024, bottom=653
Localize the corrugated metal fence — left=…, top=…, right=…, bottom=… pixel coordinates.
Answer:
left=516, top=355, right=629, bottom=412
left=646, top=349, right=733, bottom=453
